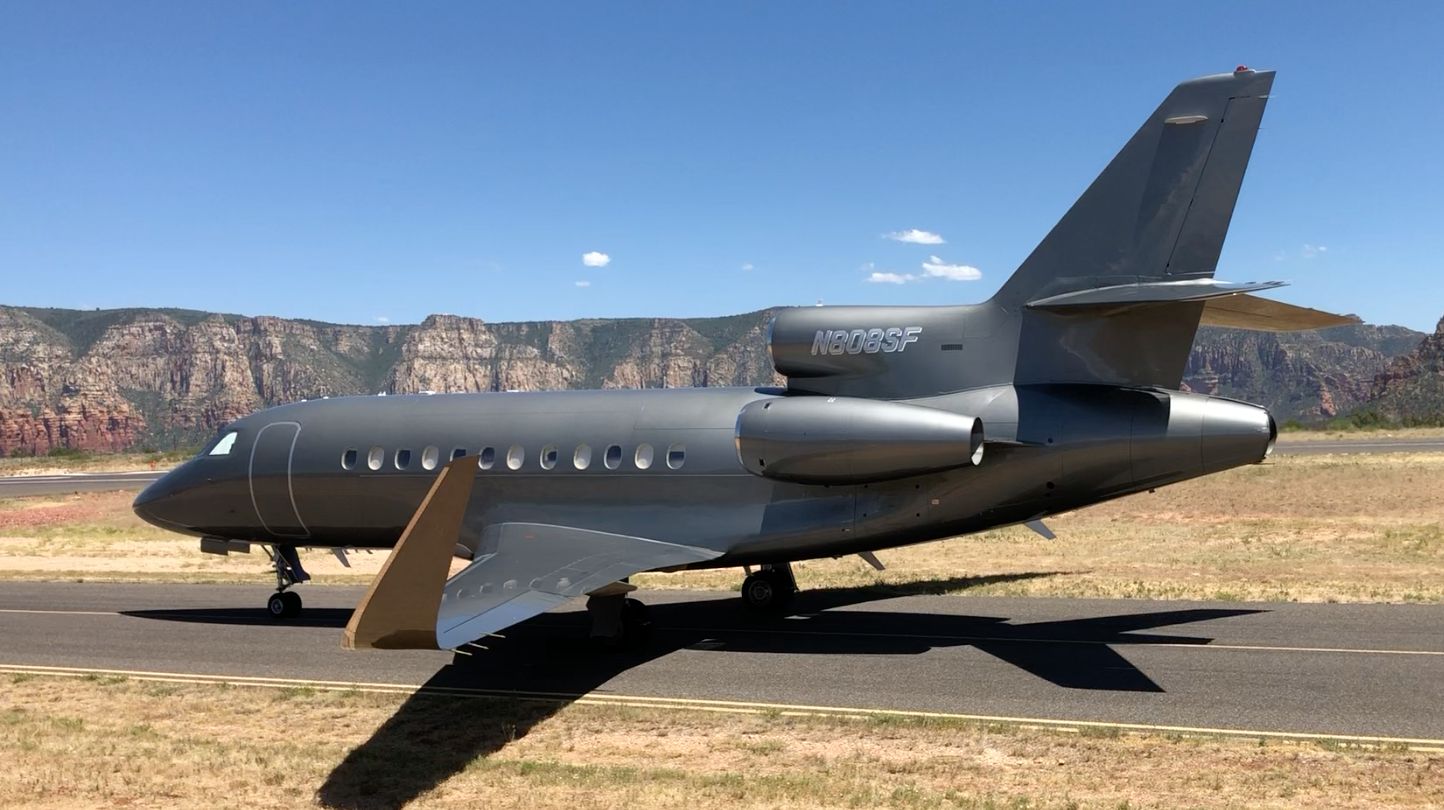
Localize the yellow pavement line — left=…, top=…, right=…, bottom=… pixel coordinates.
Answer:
left=4, top=663, right=1441, bottom=753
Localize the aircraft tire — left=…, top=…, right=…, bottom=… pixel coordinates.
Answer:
left=741, top=570, right=795, bottom=613
left=620, top=598, right=652, bottom=649
left=268, top=591, right=302, bottom=620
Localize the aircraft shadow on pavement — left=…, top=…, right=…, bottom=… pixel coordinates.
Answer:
left=121, top=606, right=355, bottom=628
left=310, top=573, right=1264, bottom=809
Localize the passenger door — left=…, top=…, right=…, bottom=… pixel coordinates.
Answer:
left=249, top=422, right=308, bottom=539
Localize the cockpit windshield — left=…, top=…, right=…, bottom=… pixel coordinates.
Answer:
left=208, top=431, right=239, bottom=456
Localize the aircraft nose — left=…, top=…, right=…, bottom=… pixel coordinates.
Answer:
left=133, top=466, right=204, bottom=533
left=133, top=474, right=179, bottom=529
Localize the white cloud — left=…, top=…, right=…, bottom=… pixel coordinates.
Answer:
left=374, top=316, right=391, bottom=324
left=1301, top=244, right=1328, bottom=259
left=582, top=251, right=611, bottom=267
left=574, top=280, right=592, bottom=288
left=866, top=271, right=915, bottom=284
left=884, top=229, right=945, bottom=245
left=741, top=262, right=754, bottom=272
left=920, top=255, right=982, bottom=281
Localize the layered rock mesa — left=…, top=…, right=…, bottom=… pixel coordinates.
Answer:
left=1367, top=316, right=1444, bottom=424
left=0, top=306, right=778, bottom=454
left=1183, top=323, right=1426, bottom=421
left=0, top=304, right=1437, bottom=455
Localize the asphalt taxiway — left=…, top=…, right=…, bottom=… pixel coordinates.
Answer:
left=0, top=470, right=164, bottom=497
left=2, top=581, right=1441, bottom=747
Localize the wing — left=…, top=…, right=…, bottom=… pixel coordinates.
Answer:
left=436, top=523, right=719, bottom=649
left=342, top=455, right=720, bottom=651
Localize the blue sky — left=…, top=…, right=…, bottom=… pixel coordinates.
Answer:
left=3, top=2, right=1441, bottom=331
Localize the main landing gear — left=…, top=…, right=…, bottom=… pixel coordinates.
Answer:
left=742, top=563, right=797, bottom=613
left=264, top=544, right=310, bottom=620
left=585, top=580, right=652, bottom=651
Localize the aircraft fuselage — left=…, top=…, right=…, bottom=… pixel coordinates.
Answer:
left=133, top=383, right=1275, bottom=568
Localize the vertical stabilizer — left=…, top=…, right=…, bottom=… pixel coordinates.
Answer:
left=996, top=68, right=1274, bottom=387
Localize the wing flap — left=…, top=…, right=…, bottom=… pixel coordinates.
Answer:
left=343, top=455, right=722, bottom=651
left=436, top=523, right=720, bottom=649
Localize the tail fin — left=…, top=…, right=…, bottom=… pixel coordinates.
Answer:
left=997, top=68, right=1275, bottom=387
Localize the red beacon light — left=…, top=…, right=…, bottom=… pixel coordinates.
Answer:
left=1235, top=65, right=1252, bottom=73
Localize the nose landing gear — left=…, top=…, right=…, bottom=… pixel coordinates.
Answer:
left=263, top=544, right=310, bottom=619
left=268, top=590, right=302, bottom=619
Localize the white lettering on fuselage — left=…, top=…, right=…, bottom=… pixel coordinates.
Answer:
left=809, top=327, right=922, bottom=356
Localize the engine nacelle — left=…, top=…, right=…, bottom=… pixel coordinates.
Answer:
left=735, top=396, right=984, bottom=485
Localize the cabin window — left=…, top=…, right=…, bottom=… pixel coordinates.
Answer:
left=506, top=445, right=525, bottom=470
left=421, top=446, right=440, bottom=470
left=208, top=432, right=238, bottom=456
left=478, top=446, right=496, bottom=470
left=667, top=444, right=686, bottom=470
left=573, top=444, right=592, bottom=470
left=635, top=443, right=654, bottom=470
left=367, top=446, right=384, bottom=471
left=604, top=444, right=623, bottom=470
left=451, top=447, right=467, bottom=461
left=540, top=445, right=558, bottom=470
left=395, top=449, right=412, bottom=470
left=341, top=448, right=358, bottom=470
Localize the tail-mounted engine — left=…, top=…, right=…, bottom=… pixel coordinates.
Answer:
left=735, top=395, right=984, bottom=485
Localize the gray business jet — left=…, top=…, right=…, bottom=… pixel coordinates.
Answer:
left=133, top=68, right=1352, bottom=650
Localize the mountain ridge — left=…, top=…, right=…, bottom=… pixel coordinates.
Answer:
left=1, top=304, right=1439, bottom=454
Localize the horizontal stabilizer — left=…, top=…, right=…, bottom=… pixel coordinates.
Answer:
left=1026, top=279, right=1286, bottom=311
left=1023, top=278, right=1356, bottom=333
left=1200, top=294, right=1360, bottom=331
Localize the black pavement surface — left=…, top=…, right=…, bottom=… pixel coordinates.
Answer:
left=1, top=581, right=1440, bottom=742
left=1273, top=436, right=1444, bottom=456
left=0, top=471, right=164, bottom=497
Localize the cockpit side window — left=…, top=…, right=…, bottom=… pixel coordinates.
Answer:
left=208, top=432, right=239, bottom=456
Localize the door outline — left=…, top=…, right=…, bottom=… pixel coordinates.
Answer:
left=249, top=421, right=309, bottom=539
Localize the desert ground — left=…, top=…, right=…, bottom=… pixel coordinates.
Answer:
left=3, top=672, right=1440, bottom=809
left=2, top=444, right=1441, bottom=808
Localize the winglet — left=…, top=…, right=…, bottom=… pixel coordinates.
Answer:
left=342, top=455, right=477, bottom=650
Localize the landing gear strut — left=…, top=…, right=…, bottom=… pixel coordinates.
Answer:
left=264, top=544, right=309, bottom=620
left=586, top=581, right=652, bottom=651
left=742, top=563, right=797, bottom=613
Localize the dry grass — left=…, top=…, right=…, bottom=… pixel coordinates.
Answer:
left=1, top=452, right=1442, bottom=603
left=1, top=674, right=1438, bottom=809
left=641, top=452, right=1444, bottom=603
left=1276, top=427, right=1444, bottom=442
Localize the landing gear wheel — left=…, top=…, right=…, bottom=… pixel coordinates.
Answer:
left=586, top=596, right=651, bottom=652
left=742, top=569, right=795, bottom=613
left=267, top=591, right=302, bottom=620
left=618, top=598, right=652, bottom=650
